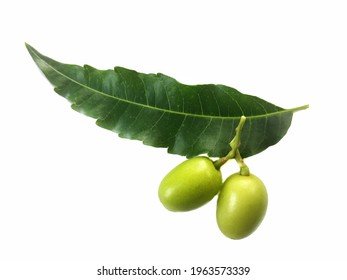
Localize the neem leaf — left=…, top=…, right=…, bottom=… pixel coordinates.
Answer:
left=26, top=43, right=308, bottom=158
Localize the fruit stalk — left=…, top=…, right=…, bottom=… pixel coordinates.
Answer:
left=213, top=116, right=247, bottom=170
left=235, top=149, right=250, bottom=176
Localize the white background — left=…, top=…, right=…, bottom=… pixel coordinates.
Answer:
left=1, top=0, right=347, bottom=279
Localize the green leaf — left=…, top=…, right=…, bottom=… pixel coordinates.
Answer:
left=26, top=43, right=308, bottom=158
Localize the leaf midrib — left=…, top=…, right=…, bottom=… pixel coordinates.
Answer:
left=29, top=44, right=307, bottom=120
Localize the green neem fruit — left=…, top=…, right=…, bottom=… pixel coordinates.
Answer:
left=216, top=173, right=268, bottom=239
left=158, top=157, right=222, bottom=212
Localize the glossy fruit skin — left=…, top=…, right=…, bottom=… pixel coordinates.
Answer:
left=158, top=157, right=222, bottom=212
left=216, top=173, right=268, bottom=239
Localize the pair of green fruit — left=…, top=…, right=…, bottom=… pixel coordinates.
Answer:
left=158, top=157, right=268, bottom=239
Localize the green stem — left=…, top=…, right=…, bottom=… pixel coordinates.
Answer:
left=288, top=104, right=309, bottom=113
left=213, top=116, right=246, bottom=170
left=235, top=149, right=250, bottom=176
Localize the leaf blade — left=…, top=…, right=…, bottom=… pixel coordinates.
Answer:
left=26, top=43, right=307, bottom=158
